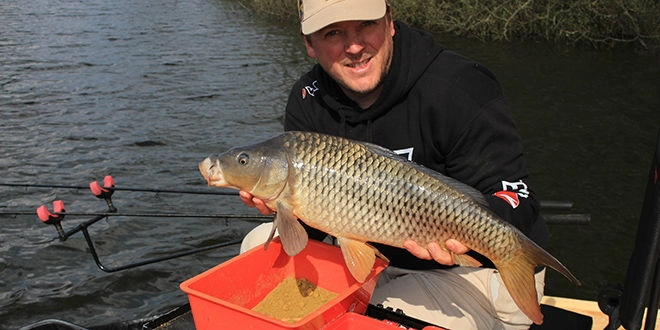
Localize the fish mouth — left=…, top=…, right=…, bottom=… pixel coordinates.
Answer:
left=198, top=156, right=227, bottom=187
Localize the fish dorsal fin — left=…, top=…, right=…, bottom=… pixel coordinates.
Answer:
left=336, top=237, right=378, bottom=283
left=361, top=142, right=487, bottom=206
left=273, top=201, right=308, bottom=256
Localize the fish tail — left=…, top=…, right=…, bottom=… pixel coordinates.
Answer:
left=520, top=238, right=581, bottom=286
left=496, top=251, right=545, bottom=325
left=496, top=238, right=581, bottom=325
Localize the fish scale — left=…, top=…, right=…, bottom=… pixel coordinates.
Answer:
left=199, top=131, right=580, bottom=325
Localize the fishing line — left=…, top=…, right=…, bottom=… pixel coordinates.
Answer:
left=0, top=210, right=271, bottom=220
left=0, top=182, right=238, bottom=196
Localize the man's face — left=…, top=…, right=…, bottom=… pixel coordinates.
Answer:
left=304, top=15, right=395, bottom=99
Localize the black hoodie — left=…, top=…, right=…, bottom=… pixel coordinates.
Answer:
left=284, top=21, right=548, bottom=270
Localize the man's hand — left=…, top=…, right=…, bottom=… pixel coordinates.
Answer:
left=403, top=239, right=470, bottom=266
left=239, top=191, right=274, bottom=215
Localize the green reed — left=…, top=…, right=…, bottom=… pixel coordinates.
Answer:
left=237, top=0, right=660, bottom=50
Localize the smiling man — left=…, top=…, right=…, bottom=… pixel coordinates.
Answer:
left=239, top=0, right=549, bottom=329
left=300, top=1, right=394, bottom=109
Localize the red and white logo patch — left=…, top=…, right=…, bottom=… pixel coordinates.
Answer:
left=302, top=80, right=319, bottom=100
left=494, top=190, right=520, bottom=208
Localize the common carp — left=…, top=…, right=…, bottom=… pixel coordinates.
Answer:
left=198, top=131, right=580, bottom=325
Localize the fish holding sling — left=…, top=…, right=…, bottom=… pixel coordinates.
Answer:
left=198, top=131, right=580, bottom=325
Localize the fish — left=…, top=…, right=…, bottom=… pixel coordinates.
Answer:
left=198, top=131, right=580, bottom=325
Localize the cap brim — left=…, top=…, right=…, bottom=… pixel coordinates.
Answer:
left=301, top=0, right=387, bottom=35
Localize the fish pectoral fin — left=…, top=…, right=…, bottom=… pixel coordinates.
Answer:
left=496, top=254, right=543, bottom=325
left=336, top=237, right=378, bottom=283
left=452, top=252, right=482, bottom=268
left=274, top=201, right=308, bottom=256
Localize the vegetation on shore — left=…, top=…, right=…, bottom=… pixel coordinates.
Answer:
left=236, top=0, right=660, bottom=51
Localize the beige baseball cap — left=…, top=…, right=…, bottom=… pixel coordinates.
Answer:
left=299, top=0, right=387, bottom=35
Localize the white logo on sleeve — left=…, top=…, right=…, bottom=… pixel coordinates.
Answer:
left=501, top=180, right=529, bottom=198
left=393, top=147, right=414, bottom=161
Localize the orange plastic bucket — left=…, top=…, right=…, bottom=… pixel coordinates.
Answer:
left=180, top=238, right=387, bottom=330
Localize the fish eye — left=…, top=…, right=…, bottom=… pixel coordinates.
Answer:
left=237, top=153, right=249, bottom=165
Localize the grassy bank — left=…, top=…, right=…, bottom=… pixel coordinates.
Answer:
left=236, top=0, right=660, bottom=50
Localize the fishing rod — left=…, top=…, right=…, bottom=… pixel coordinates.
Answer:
left=83, top=232, right=243, bottom=273
left=1, top=176, right=579, bottom=205
left=5, top=208, right=590, bottom=225
left=0, top=175, right=238, bottom=196
left=1, top=210, right=272, bottom=220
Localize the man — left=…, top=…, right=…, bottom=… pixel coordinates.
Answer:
left=240, top=0, right=548, bottom=328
